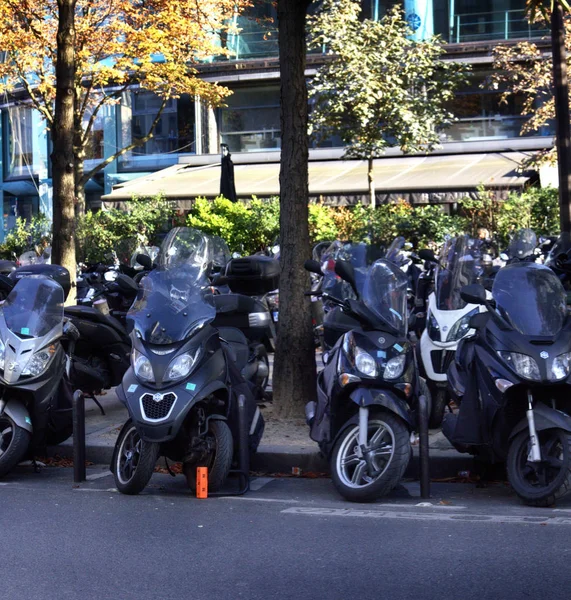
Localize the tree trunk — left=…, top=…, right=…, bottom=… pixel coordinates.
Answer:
left=368, top=154, right=375, bottom=208
left=52, top=0, right=77, bottom=299
left=552, top=3, right=571, bottom=233
left=74, top=156, right=86, bottom=216
left=274, top=0, right=316, bottom=418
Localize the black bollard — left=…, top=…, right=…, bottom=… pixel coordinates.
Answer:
left=72, top=390, right=86, bottom=483
left=237, top=394, right=250, bottom=494
left=418, top=393, right=431, bottom=499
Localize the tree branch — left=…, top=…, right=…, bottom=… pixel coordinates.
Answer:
left=13, top=60, right=54, bottom=125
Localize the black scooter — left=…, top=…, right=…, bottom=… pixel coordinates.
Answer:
left=305, top=258, right=422, bottom=502
left=443, top=262, right=571, bottom=506
left=111, top=228, right=264, bottom=495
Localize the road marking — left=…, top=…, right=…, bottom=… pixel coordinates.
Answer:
left=218, top=496, right=301, bottom=504
left=0, top=482, right=10, bottom=486
left=86, top=471, right=113, bottom=481
left=73, top=487, right=118, bottom=493
left=281, top=506, right=571, bottom=526
left=250, top=477, right=274, bottom=492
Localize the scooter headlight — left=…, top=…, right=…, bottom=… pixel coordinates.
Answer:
left=498, top=351, right=541, bottom=381
left=446, top=309, right=478, bottom=342
left=165, top=349, right=200, bottom=383
left=22, top=344, right=57, bottom=376
left=132, top=348, right=154, bottom=382
left=384, top=354, right=406, bottom=380
left=426, top=312, right=441, bottom=342
left=354, top=348, right=378, bottom=377
left=551, top=352, right=571, bottom=381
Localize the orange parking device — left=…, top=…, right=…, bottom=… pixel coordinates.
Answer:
left=196, top=467, right=208, bottom=499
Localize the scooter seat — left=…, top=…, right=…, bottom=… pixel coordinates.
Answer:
left=65, top=306, right=127, bottom=337
left=217, top=326, right=249, bottom=371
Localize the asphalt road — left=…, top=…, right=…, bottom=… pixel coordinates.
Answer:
left=2, top=467, right=571, bottom=600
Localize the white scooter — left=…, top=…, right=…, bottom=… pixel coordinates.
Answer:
left=418, top=236, right=486, bottom=427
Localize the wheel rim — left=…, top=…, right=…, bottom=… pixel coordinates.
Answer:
left=336, top=420, right=395, bottom=489
left=515, top=429, right=567, bottom=492
left=117, top=426, right=143, bottom=485
left=0, top=417, right=14, bottom=458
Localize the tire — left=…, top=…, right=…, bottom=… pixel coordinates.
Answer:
left=0, top=414, right=31, bottom=478
left=113, top=421, right=160, bottom=495
left=507, top=428, right=571, bottom=507
left=258, top=348, right=270, bottom=392
left=184, top=420, right=233, bottom=493
left=428, top=386, right=448, bottom=429
left=331, top=411, right=410, bottom=503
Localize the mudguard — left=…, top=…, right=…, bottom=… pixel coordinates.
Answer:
left=349, top=387, right=412, bottom=429
left=509, top=403, right=571, bottom=441
left=3, top=400, right=33, bottom=433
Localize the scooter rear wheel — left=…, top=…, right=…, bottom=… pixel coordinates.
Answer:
left=0, top=414, right=31, bottom=478
left=507, top=428, right=571, bottom=507
left=113, top=421, right=160, bottom=495
left=331, top=411, right=410, bottom=503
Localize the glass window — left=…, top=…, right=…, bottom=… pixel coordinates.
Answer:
left=219, top=86, right=280, bottom=153
left=440, top=71, right=554, bottom=142
left=118, top=91, right=195, bottom=172
left=83, top=108, right=105, bottom=162
left=223, top=1, right=278, bottom=60
left=4, top=106, right=39, bottom=179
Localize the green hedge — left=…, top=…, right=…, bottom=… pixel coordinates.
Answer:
left=0, top=187, right=560, bottom=261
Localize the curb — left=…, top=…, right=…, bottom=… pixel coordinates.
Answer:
left=48, top=441, right=475, bottom=480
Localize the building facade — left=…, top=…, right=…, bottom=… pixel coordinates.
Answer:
left=0, top=0, right=554, bottom=237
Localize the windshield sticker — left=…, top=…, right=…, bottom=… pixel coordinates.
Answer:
left=128, top=384, right=138, bottom=393
left=389, top=308, right=403, bottom=321
left=20, top=327, right=30, bottom=335
left=377, top=350, right=387, bottom=359
left=186, top=382, right=196, bottom=391
left=393, top=343, right=404, bottom=353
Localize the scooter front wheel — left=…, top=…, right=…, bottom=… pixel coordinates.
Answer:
left=113, top=421, right=160, bottom=495
left=507, top=428, right=571, bottom=507
left=0, top=414, right=31, bottom=478
left=331, top=412, right=410, bottom=503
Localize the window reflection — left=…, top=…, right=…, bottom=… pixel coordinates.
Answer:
left=119, top=91, right=195, bottom=172
left=4, top=106, right=38, bottom=179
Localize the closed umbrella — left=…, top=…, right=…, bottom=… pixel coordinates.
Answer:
left=220, top=143, right=237, bottom=202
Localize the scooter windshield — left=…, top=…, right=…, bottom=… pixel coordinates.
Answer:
left=2, top=276, right=64, bottom=338
left=506, top=228, right=537, bottom=260
left=129, top=266, right=215, bottom=345
left=130, top=245, right=159, bottom=269
left=546, top=232, right=571, bottom=268
left=321, top=242, right=368, bottom=300
left=362, top=259, right=409, bottom=336
left=384, top=236, right=408, bottom=268
left=436, top=236, right=482, bottom=311
left=493, top=263, right=566, bottom=336
left=156, top=227, right=212, bottom=272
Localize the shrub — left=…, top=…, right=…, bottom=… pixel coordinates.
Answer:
left=0, top=213, right=51, bottom=259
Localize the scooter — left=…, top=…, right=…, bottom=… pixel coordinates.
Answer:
left=417, top=236, right=486, bottom=428
left=305, top=257, right=423, bottom=502
left=111, top=228, right=264, bottom=495
left=0, top=275, right=79, bottom=477
left=443, top=263, right=571, bottom=506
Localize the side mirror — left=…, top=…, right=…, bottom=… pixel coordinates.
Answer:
left=104, top=270, right=118, bottom=282
left=136, top=254, right=153, bottom=270
left=460, top=283, right=487, bottom=306
left=63, top=319, right=80, bottom=341
left=304, top=259, right=322, bottom=275
left=116, top=274, right=139, bottom=294
left=418, top=249, right=437, bottom=263
left=334, top=260, right=358, bottom=294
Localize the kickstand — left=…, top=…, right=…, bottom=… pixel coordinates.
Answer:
left=165, top=458, right=176, bottom=477
left=88, top=394, right=106, bottom=416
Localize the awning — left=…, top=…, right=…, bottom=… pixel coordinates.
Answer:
left=102, top=152, right=533, bottom=208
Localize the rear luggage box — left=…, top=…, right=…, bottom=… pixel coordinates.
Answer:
left=224, top=256, right=279, bottom=296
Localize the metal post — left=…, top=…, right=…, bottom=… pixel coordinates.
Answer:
left=456, top=14, right=460, bottom=44
left=72, top=390, right=86, bottom=483
left=237, top=394, right=250, bottom=493
left=418, top=394, right=430, bottom=499
left=504, top=10, right=509, bottom=40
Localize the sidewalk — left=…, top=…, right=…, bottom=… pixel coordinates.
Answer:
left=47, top=389, right=475, bottom=479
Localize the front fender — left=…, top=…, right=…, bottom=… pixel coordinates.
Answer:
left=3, top=399, right=32, bottom=433
left=509, top=403, right=571, bottom=441
left=349, top=387, right=412, bottom=428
